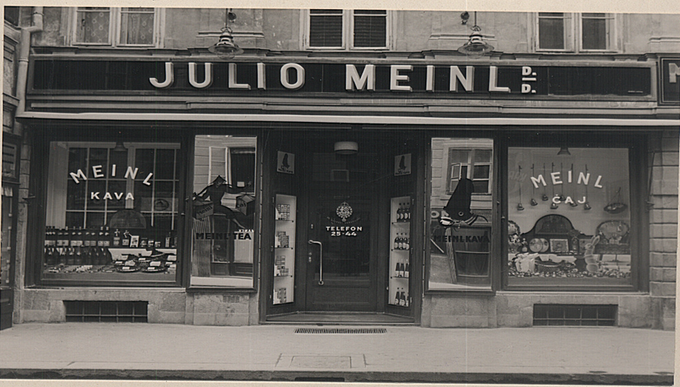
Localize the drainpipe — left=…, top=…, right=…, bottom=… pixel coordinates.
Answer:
left=15, top=6, right=43, bottom=128
left=11, top=7, right=42, bottom=324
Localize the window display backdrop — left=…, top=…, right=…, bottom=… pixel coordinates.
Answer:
left=507, top=147, right=631, bottom=287
left=190, top=136, right=256, bottom=288
left=43, top=141, right=180, bottom=283
left=428, top=138, right=494, bottom=290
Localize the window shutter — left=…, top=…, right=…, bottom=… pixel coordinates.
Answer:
left=353, top=10, right=386, bottom=48
left=309, top=9, right=343, bottom=47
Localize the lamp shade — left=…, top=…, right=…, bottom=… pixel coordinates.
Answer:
left=557, top=146, right=571, bottom=155
left=208, top=27, right=244, bottom=58
left=112, top=140, right=127, bottom=152
left=457, top=27, right=494, bottom=55
left=334, top=141, right=359, bottom=155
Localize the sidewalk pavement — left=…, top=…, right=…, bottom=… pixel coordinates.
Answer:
left=0, top=323, right=675, bottom=385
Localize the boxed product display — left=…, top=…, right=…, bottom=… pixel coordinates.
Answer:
left=508, top=215, right=631, bottom=279
left=276, top=287, right=287, bottom=303
left=275, top=231, right=289, bottom=248
left=276, top=204, right=290, bottom=221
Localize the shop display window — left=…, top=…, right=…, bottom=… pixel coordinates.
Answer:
left=190, top=136, right=257, bottom=288
left=506, top=147, right=632, bottom=287
left=427, top=138, right=494, bottom=291
left=43, top=141, right=180, bottom=283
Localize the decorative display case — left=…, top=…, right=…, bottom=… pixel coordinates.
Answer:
left=388, top=196, right=411, bottom=307
left=273, top=194, right=296, bottom=304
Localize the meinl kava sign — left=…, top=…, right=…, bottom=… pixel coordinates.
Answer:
left=31, top=60, right=652, bottom=97
left=69, top=164, right=153, bottom=202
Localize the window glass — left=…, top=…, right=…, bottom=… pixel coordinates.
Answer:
left=191, top=136, right=257, bottom=288
left=538, top=12, right=565, bottom=50
left=74, top=7, right=157, bottom=47
left=507, top=147, right=631, bottom=287
left=75, top=7, right=111, bottom=44
left=446, top=148, right=491, bottom=194
left=120, top=8, right=155, bottom=45
left=428, top=138, right=494, bottom=290
left=581, top=13, right=611, bottom=50
left=43, top=141, right=180, bottom=284
left=4, top=6, right=20, bottom=26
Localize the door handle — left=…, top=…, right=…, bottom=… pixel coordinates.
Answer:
left=308, top=240, right=324, bottom=285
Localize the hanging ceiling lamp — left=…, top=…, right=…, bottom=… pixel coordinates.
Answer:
left=457, top=12, right=494, bottom=56
left=209, top=8, right=244, bottom=58
left=557, top=146, right=571, bottom=155
left=112, top=140, right=127, bottom=152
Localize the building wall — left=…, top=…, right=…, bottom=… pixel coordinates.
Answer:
left=18, top=289, right=258, bottom=326
left=11, top=8, right=680, bottom=329
left=31, top=9, right=680, bottom=56
left=648, top=129, right=679, bottom=330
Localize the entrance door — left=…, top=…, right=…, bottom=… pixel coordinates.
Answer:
left=303, top=150, right=379, bottom=311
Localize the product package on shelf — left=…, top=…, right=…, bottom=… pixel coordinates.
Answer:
left=275, top=231, right=290, bottom=248
left=276, top=204, right=290, bottom=221
left=275, top=287, right=287, bottom=304
left=274, top=255, right=290, bottom=276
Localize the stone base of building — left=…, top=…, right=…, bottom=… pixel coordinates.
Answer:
left=13, top=289, right=674, bottom=330
left=422, top=292, right=673, bottom=330
left=14, top=288, right=258, bottom=326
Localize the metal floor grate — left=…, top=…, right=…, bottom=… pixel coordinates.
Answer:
left=65, top=301, right=148, bottom=322
left=295, top=327, right=387, bottom=334
left=533, top=304, right=616, bottom=326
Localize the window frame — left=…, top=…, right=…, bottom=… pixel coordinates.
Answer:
left=304, top=9, right=390, bottom=50
left=188, top=135, right=260, bottom=291
left=71, top=7, right=162, bottom=48
left=577, top=12, right=617, bottom=52
left=501, top=135, right=645, bottom=293
left=47, top=141, right=181, bottom=230
left=38, top=139, right=183, bottom=287
left=535, top=12, right=575, bottom=52
left=534, top=12, right=618, bottom=53
left=425, top=137, right=496, bottom=294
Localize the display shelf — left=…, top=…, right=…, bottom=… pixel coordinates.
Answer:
left=273, top=194, right=296, bottom=305
left=388, top=196, right=411, bottom=307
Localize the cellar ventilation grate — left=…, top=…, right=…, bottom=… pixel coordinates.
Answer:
left=295, top=328, right=387, bottom=334
left=533, top=304, right=616, bottom=326
left=64, top=301, right=148, bottom=323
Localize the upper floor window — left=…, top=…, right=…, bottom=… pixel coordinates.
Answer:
left=73, top=7, right=159, bottom=47
left=307, top=9, right=388, bottom=49
left=536, top=12, right=617, bottom=52
left=447, top=148, right=492, bottom=195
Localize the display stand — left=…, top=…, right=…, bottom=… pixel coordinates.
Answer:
left=388, top=196, right=411, bottom=307
left=273, top=194, right=296, bottom=305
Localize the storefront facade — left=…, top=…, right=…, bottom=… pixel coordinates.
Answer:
left=6, top=7, right=680, bottom=329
